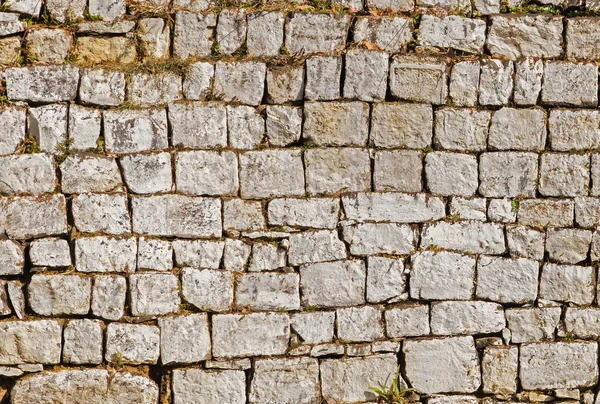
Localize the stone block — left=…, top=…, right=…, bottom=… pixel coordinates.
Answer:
left=176, top=150, right=238, bottom=196
left=290, top=312, right=335, bottom=344
left=137, top=237, right=172, bottom=271
left=353, top=16, right=413, bottom=52
left=342, top=192, right=445, bottom=223
left=285, top=13, right=351, bottom=54
left=247, top=11, right=284, bottom=56
left=181, top=268, right=233, bottom=312
left=28, top=274, right=91, bottom=316
left=371, top=103, right=433, bottom=148
left=120, top=152, right=173, bottom=194
left=29, top=238, right=70, bottom=267
left=539, top=153, right=590, bottom=197
left=542, top=61, right=598, bottom=107
left=239, top=150, right=304, bottom=198
left=105, top=323, right=160, bottom=365
left=539, top=263, right=595, bottom=305
left=60, top=155, right=122, bottom=194
left=72, top=193, right=130, bottom=235
left=266, top=105, right=302, bottom=146
left=138, top=18, right=170, bottom=59
left=91, top=275, right=126, bottom=321
left=421, top=221, right=506, bottom=254
left=476, top=256, right=539, bottom=304
left=425, top=152, right=478, bottom=196
left=76, top=36, right=137, bottom=64
left=170, top=101, right=227, bottom=148
left=342, top=223, right=416, bottom=255
left=304, top=101, right=369, bottom=146
left=546, top=228, right=592, bottom=264
left=506, top=307, right=561, bottom=343
left=305, top=56, right=341, bottom=101
left=337, top=306, right=384, bottom=342
left=236, top=272, right=300, bottom=311
left=434, top=108, right=490, bottom=151
left=488, top=108, right=547, bottom=151
left=216, top=9, right=246, bottom=55
left=128, top=73, right=182, bottom=106
left=6, top=65, right=79, bottom=103
left=27, top=104, right=68, bottom=154
left=449, top=61, right=479, bottom=107
left=430, top=301, right=505, bottom=335
left=0, top=320, right=62, bottom=364
left=343, top=49, right=389, bottom=101
left=172, top=369, right=245, bottom=404
left=25, top=28, right=71, bottom=64
left=250, top=358, right=320, bottom=404
left=75, top=236, right=137, bottom=273
left=366, top=256, right=407, bottom=303
left=305, top=148, right=371, bottom=195
left=104, top=108, right=168, bottom=154
left=515, top=58, right=543, bottom=106
left=374, top=150, right=422, bottom=192
left=214, top=61, right=266, bottom=106
left=482, top=346, right=518, bottom=395
left=0, top=154, right=56, bottom=196
left=173, top=239, right=223, bottom=268
left=129, top=273, right=180, bottom=316
left=63, top=319, right=103, bottom=365
left=300, top=260, right=365, bottom=307
left=549, top=109, right=600, bottom=151
left=410, top=251, right=475, bottom=300
left=88, top=0, right=125, bottom=20
left=479, top=59, right=514, bottom=106
left=389, top=55, right=446, bottom=104
left=418, top=15, right=486, bottom=53
left=248, top=242, right=285, bottom=271
left=266, top=66, right=304, bottom=104
left=227, top=105, right=265, bottom=149
left=288, top=229, right=347, bottom=265
left=267, top=198, right=339, bottom=229
left=79, top=68, right=126, bottom=106
left=173, top=11, right=216, bottom=58
left=1, top=195, right=68, bottom=239
left=0, top=107, right=25, bottom=156
left=224, top=199, right=265, bottom=231
left=183, top=61, right=214, bottom=100
left=159, top=314, right=211, bottom=365
left=69, top=105, right=101, bottom=151
left=566, top=17, right=600, bottom=60
left=386, top=304, right=430, bottom=338
left=479, top=152, right=538, bottom=197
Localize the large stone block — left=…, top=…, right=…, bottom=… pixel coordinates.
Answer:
left=0, top=107, right=26, bottom=156
left=305, top=55, right=341, bottom=101
left=506, top=307, right=562, bottom=343
left=173, top=11, right=216, bottom=58
left=172, top=369, right=246, bottom=404
left=371, top=103, right=433, bottom=148
left=236, top=272, right=300, bottom=311
left=72, top=193, right=131, bottom=235
left=430, top=301, right=505, bottom=335
left=27, top=104, right=68, bottom=154
left=549, top=109, right=600, bottom=151
left=343, top=49, right=389, bottom=101
left=105, top=323, right=160, bottom=365
left=159, top=314, right=211, bottom=365
left=214, top=61, right=266, bottom=106
left=28, top=274, right=91, bottom=316
left=129, top=273, right=180, bottom=316
left=421, top=221, right=506, bottom=254
left=434, top=108, right=489, bottom=151
left=300, top=260, right=366, bottom=307
left=305, top=148, right=371, bottom=195
left=389, top=55, right=446, bottom=104
left=449, top=61, right=479, bottom=107
left=60, top=155, right=122, bottom=194
left=479, top=152, right=538, bottom=197
left=63, top=319, right=103, bottom=365
left=0, top=320, right=62, bottom=364
left=418, top=15, right=486, bottom=53
left=482, top=346, right=518, bottom=395
left=566, top=17, right=600, bottom=60
left=247, top=11, right=284, bottom=56
left=303, top=102, right=369, bottom=146
left=250, top=358, right=320, bottom=404
left=267, top=198, right=339, bottom=229
left=288, top=229, right=347, bottom=265
left=342, top=192, right=445, bottom=223
left=342, top=223, right=416, bottom=255
left=386, top=304, right=430, bottom=338
left=103, top=108, right=168, bottom=154
left=353, top=16, right=413, bottom=52
left=91, top=275, right=126, bottom=321
left=1, top=195, right=68, bottom=239
left=337, top=306, right=384, bottom=342
left=0, top=154, right=55, bottom=196
left=6, top=65, right=79, bottom=102
left=75, top=236, right=137, bottom=273
left=120, top=152, right=173, bottom=194
left=170, top=101, right=227, bottom=148
left=539, top=153, right=590, bottom=197
left=410, top=251, right=475, bottom=300
left=239, top=150, right=305, bottom=198
left=542, top=61, right=598, bottom=107
left=367, top=256, right=407, bottom=303
left=479, top=59, right=514, bottom=106
left=285, top=13, right=351, bottom=54
left=488, top=108, right=547, bottom=151
left=476, top=256, right=539, bottom=304
left=425, top=152, right=478, bottom=197
left=176, top=150, right=238, bottom=196
left=181, top=268, right=233, bottom=312
left=539, top=263, right=595, bottom=305
left=518, top=198, right=574, bottom=227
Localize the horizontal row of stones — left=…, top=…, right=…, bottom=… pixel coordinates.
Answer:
left=7, top=11, right=600, bottom=66
left=3, top=316, right=600, bottom=395
left=5, top=53, right=600, bottom=108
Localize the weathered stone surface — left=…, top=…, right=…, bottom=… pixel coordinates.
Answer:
left=539, top=263, right=595, bottom=305
left=0, top=320, right=62, bottom=364
left=0, top=107, right=25, bottom=156
left=250, top=357, right=321, bottom=404
left=132, top=195, right=222, bottom=237
left=29, top=238, right=70, bottom=267
left=434, top=108, right=490, bottom=151
left=170, top=102, right=227, bottom=148
left=173, top=11, right=216, bottom=58
left=182, top=268, right=233, bottom=312
left=449, top=61, right=479, bottom=107
left=410, top=251, right=475, bottom=300
left=236, top=272, right=300, bottom=311
left=430, top=301, right=505, bottom=335
left=305, top=148, right=370, bottom=195
left=63, top=319, right=103, bottom=365
left=285, top=13, right=351, bottom=54
left=223, top=199, right=264, bottom=231
left=373, top=150, right=421, bottom=192
left=404, top=337, right=481, bottom=394
left=291, top=312, right=335, bottom=344
left=288, top=230, right=346, bottom=265
left=77, top=21, right=136, bottom=34
left=72, top=193, right=130, bottom=235
left=176, top=150, right=238, bottom=196
left=518, top=198, right=574, bottom=227
left=266, top=66, right=304, bottom=104
left=248, top=242, right=286, bottom=271
left=342, top=223, right=416, bottom=255
left=172, top=239, right=223, bottom=268
left=183, top=62, right=214, bottom=100
left=91, top=275, right=126, bottom=321
left=353, top=16, right=413, bottom=52
left=159, top=313, right=211, bottom=365
left=88, top=0, right=125, bottom=20
left=0, top=12, right=25, bottom=36
left=26, top=28, right=71, bottom=64
left=69, top=105, right=101, bottom=151
left=268, top=198, right=339, bottom=229
left=366, top=256, right=407, bottom=303
left=105, top=323, right=160, bottom=364
left=28, top=274, right=91, bottom=316
left=80, top=69, right=126, bottom=106
left=368, top=0, right=413, bottom=10
left=489, top=108, right=546, bottom=151
left=321, top=354, right=401, bottom=403
left=300, top=260, right=365, bottom=307
left=482, top=346, right=518, bottom=395
left=138, top=18, right=170, bottom=59
left=507, top=225, right=545, bottom=260
left=212, top=313, right=289, bottom=358
left=479, top=152, right=538, bottom=197
left=0, top=154, right=55, bottom=196
left=421, top=221, right=506, bottom=254
left=240, top=150, right=304, bottom=198
left=214, top=61, right=266, bottom=106
left=487, top=15, right=563, bottom=59
left=371, top=103, right=433, bottom=148
left=343, top=49, right=388, bottom=102
left=266, top=105, right=302, bottom=146
left=172, top=369, right=246, bottom=404
left=542, top=61, right=598, bottom=107
left=575, top=197, right=600, bottom=228
left=515, top=58, right=544, bottom=106
left=104, top=108, right=168, bottom=154
left=247, top=11, right=284, bottom=56
left=77, top=36, right=137, bottom=64
left=129, top=273, right=180, bottom=316
left=342, top=192, right=445, bottom=223
left=216, top=9, right=246, bottom=55
left=520, top=342, right=598, bottom=389
left=389, top=55, right=447, bottom=104
left=450, top=197, right=487, bottom=221
left=223, top=239, right=251, bottom=271
left=487, top=198, right=517, bottom=223
left=418, top=15, right=486, bottom=53
left=6, top=65, right=79, bottom=103
left=120, top=152, right=173, bottom=194
left=476, top=256, right=539, bottom=304
left=60, top=155, right=122, bottom=194
left=425, top=152, right=478, bottom=196
left=1, top=195, right=68, bottom=239
left=479, top=59, right=514, bottom=106
left=546, top=228, right=592, bottom=264
left=567, top=17, right=600, bottom=60
left=227, top=105, right=265, bottom=149
left=128, top=73, right=182, bottom=106
left=27, top=104, right=68, bottom=154
left=539, top=153, right=589, bottom=197
left=75, top=236, right=137, bottom=273
left=304, top=102, right=369, bottom=147
left=564, top=308, right=600, bottom=339
left=550, top=109, right=600, bottom=151
left=386, top=305, right=430, bottom=338
left=337, top=306, right=384, bottom=342
left=305, top=56, right=341, bottom=101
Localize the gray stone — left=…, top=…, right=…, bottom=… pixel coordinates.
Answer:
left=212, top=313, right=289, bottom=358
left=565, top=308, right=600, bottom=339
left=474, top=0, right=500, bottom=13
left=374, top=150, right=423, bottom=192
left=204, top=359, right=251, bottom=371
left=546, top=228, right=592, bottom=264
left=182, top=268, right=233, bottom=312
left=321, top=355, right=401, bottom=403
left=159, top=314, right=211, bottom=365
left=404, top=337, right=481, bottom=394
left=0, top=107, right=25, bottom=156
left=342, top=192, right=445, bottom=223
left=173, top=239, right=223, bottom=268
left=224, top=199, right=264, bottom=231
left=107, top=372, right=160, bottom=404
left=285, top=13, right=351, bottom=54
left=77, top=21, right=136, bottom=34
left=550, top=109, right=600, bottom=151
left=366, top=256, right=407, bottom=303
left=0, top=12, right=25, bottom=37
left=449, top=61, right=479, bottom=107
left=479, top=59, right=514, bottom=106
left=300, top=260, right=365, bottom=307
left=183, top=62, right=214, bottom=100
left=311, top=343, right=344, bottom=357
left=421, top=221, right=506, bottom=254
left=69, top=105, right=101, bottom=151
left=0, top=154, right=55, bottom=196
left=266, top=105, right=302, bottom=146
left=507, top=225, right=545, bottom=259
left=75, top=237, right=136, bottom=273
left=236, top=272, right=300, bottom=311
left=91, top=275, right=126, bottom=320
left=305, top=56, right=342, bottom=101
left=567, top=17, right=600, bottom=60
left=0, top=320, right=62, bottom=364
left=542, top=61, right=598, bottom=107
left=223, top=239, right=251, bottom=271
left=476, top=256, right=539, bottom=304
left=216, top=9, right=246, bottom=55
left=248, top=243, right=286, bottom=271
left=337, top=306, right=384, bottom=342
left=367, top=0, right=414, bottom=10
left=239, top=150, right=305, bottom=198
left=63, top=319, right=103, bottom=365
left=430, top=301, right=505, bottom=335
left=353, top=16, right=413, bottom=52
left=104, top=108, right=168, bottom=154
left=507, top=307, right=561, bottom=343
left=128, top=73, right=182, bottom=106
left=27, top=104, right=68, bottom=154
left=120, top=152, right=173, bottom=194
left=539, top=153, right=590, bottom=197
left=28, top=274, right=91, bottom=316
left=450, top=197, right=487, bottom=221
left=304, top=101, right=369, bottom=146
left=88, top=0, right=125, bottom=20
left=250, top=357, right=320, bottom=404
left=79, top=69, right=126, bottom=106
left=519, top=199, right=574, bottom=228
left=247, top=11, right=284, bottom=56
left=227, top=105, right=265, bottom=149
left=489, top=108, right=546, bottom=151
left=305, top=148, right=371, bottom=195
left=425, top=152, right=478, bottom=196
left=105, top=323, right=160, bottom=365
left=288, top=230, right=346, bottom=265
left=410, top=251, right=475, bottom=300
left=215, top=61, right=266, bottom=106
left=540, top=263, right=595, bottom=305
left=129, top=273, right=180, bottom=316
left=176, top=150, right=238, bottom=196
left=342, top=223, right=416, bottom=255
left=170, top=101, right=227, bottom=148
left=291, top=312, right=335, bottom=344
left=132, top=195, right=222, bottom=237
left=479, top=152, right=538, bottom=197
left=343, top=49, right=389, bottom=101
left=515, top=58, right=544, bottom=106
left=575, top=197, right=600, bottom=227
left=1, top=195, right=68, bottom=239
left=520, top=342, right=598, bottom=389
left=138, top=18, right=170, bottom=59
left=487, top=15, right=563, bottom=59
left=266, top=66, right=304, bottom=104
left=173, top=12, right=216, bottom=58
left=487, top=198, right=517, bottom=223
left=418, top=15, right=486, bottom=53
left=386, top=304, right=430, bottom=338
left=371, top=103, right=433, bottom=148
left=173, top=0, right=211, bottom=11
left=389, top=55, right=447, bottom=104
left=72, top=193, right=131, bottom=235
left=482, top=346, right=518, bottom=395
left=29, top=238, right=70, bottom=267
left=6, top=65, right=79, bottom=103
left=434, top=108, right=489, bottom=152
left=268, top=198, right=339, bottom=229
left=137, top=237, right=172, bottom=271
left=25, top=28, right=72, bottom=64
left=172, top=369, right=246, bottom=404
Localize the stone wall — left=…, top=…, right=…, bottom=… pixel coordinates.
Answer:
left=1, top=0, right=600, bottom=402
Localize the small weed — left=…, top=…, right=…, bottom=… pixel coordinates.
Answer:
left=511, top=199, right=519, bottom=212
left=369, top=366, right=414, bottom=403
left=305, top=305, right=317, bottom=312
left=279, top=45, right=290, bottom=55
left=562, top=332, right=575, bottom=342
left=278, top=306, right=288, bottom=312
left=115, top=351, right=125, bottom=366
left=211, top=43, right=222, bottom=57
left=17, top=135, right=41, bottom=154
left=0, top=95, right=11, bottom=107
left=301, top=139, right=314, bottom=149
left=55, top=135, right=73, bottom=164
left=84, top=6, right=104, bottom=21
left=449, top=212, right=461, bottom=222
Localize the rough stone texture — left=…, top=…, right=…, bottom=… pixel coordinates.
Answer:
left=80, top=69, right=126, bottom=106
left=215, top=61, right=266, bottom=106
left=542, top=61, right=598, bottom=107
left=550, top=109, right=600, bottom=151
left=105, top=323, right=160, bottom=364
left=170, top=102, right=227, bottom=149
left=0, top=154, right=56, bottom=196
left=343, top=49, right=389, bottom=102
left=104, top=109, right=168, bottom=154
left=539, top=263, right=595, bottom=305
left=129, top=273, right=180, bottom=316
left=371, top=103, right=433, bottom=148
left=267, top=66, right=304, bottom=104
left=285, top=13, right=351, bottom=54
left=91, top=275, right=126, bottom=321
left=60, top=155, right=122, bottom=194
left=410, top=251, right=475, bottom=300
left=62, top=319, right=103, bottom=365
left=386, top=305, right=430, bottom=337
left=434, top=108, right=489, bottom=151
left=268, top=198, right=339, bottom=229
left=240, top=150, right=304, bottom=198
left=183, top=62, right=214, bottom=100
left=300, top=260, right=366, bottom=307
left=75, top=237, right=137, bottom=273
left=76, top=36, right=137, bottom=64
left=546, top=228, right=592, bottom=264
left=479, top=152, right=538, bottom=197
left=159, top=313, right=211, bottom=365
left=567, top=17, right=600, bottom=60
left=476, top=256, right=539, bottom=304
left=176, top=150, right=238, bottom=196
left=172, top=369, right=246, bottom=404
left=342, top=223, right=416, bottom=255
left=389, top=55, right=447, bottom=104
left=72, top=193, right=131, bottom=235
left=337, top=306, right=384, bottom=342
left=419, top=15, right=486, bottom=53
left=421, top=221, right=506, bottom=254
left=2, top=195, right=68, bottom=239
left=482, top=346, right=518, bottom=395
left=305, top=56, right=342, bottom=101
left=425, top=152, right=478, bottom=197
left=518, top=198, right=574, bottom=227
left=488, top=108, right=546, bottom=151
left=26, top=28, right=72, bottom=64
left=29, top=238, right=70, bottom=267
left=69, top=105, right=101, bottom=151
left=27, top=104, right=68, bottom=154
left=235, top=272, right=300, bottom=311
left=305, top=148, right=370, bottom=195
left=515, top=58, right=544, bottom=106
left=6, top=65, right=79, bottom=103
left=430, top=301, right=505, bottom=335
left=247, top=12, right=284, bottom=56
left=0, top=320, right=62, bottom=364
left=181, top=268, right=233, bottom=312
left=342, top=192, right=445, bottom=223
left=304, top=102, right=369, bottom=146
left=28, top=274, right=91, bottom=316
left=0, top=107, right=26, bottom=156
left=173, top=12, right=216, bottom=58
left=128, top=73, right=182, bottom=106
left=250, top=358, right=321, bottom=404
left=539, top=153, right=590, bottom=197
left=449, top=61, right=480, bottom=107
left=353, top=16, right=413, bottom=52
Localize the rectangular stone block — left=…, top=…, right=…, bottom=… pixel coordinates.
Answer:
left=303, top=102, right=369, bottom=146
left=6, top=65, right=79, bottom=102
left=488, top=108, right=546, bottom=151
left=342, top=223, right=416, bottom=255
left=539, top=263, right=595, bottom=305
left=410, top=251, right=475, bottom=300
left=300, top=260, right=365, bottom=307
left=389, top=55, right=446, bottom=104
left=418, top=15, right=485, bottom=53
left=549, top=109, right=600, bottom=151
left=449, top=61, right=479, bottom=107
left=250, top=357, right=320, bottom=404
left=172, top=369, right=245, bottom=404
left=235, top=273, right=300, bottom=311
left=60, top=155, right=122, bottom=194
left=434, top=108, right=490, bottom=152
left=385, top=305, right=430, bottom=338
left=176, top=151, right=238, bottom=196
left=105, top=323, right=160, bottom=365
left=421, top=221, right=506, bottom=254
left=0, top=107, right=25, bottom=156
left=288, top=230, right=347, bottom=265
left=28, top=274, right=91, bottom=316
left=371, top=103, right=433, bottom=148
left=0, top=154, right=56, bottom=196
left=169, top=102, right=227, bottom=148
left=342, top=192, right=445, bottom=223
left=159, top=314, right=211, bottom=365
left=479, top=152, right=538, bottom=197
left=542, top=61, right=598, bottom=107
left=72, top=193, right=131, bottom=235
left=247, top=11, right=284, bottom=56
left=173, top=11, right=216, bottom=58
left=374, top=150, right=423, bottom=192
left=343, top=49, right=389, bottom=102
left=566, top=17, right=600, bottom=60
left=1, top=194, right=68, bottom=239
left=518, top=199, right=574, bottom=227
left=214, top=61, right=266, bottom=106
left=129, top=273, right=180, bottom=316
left=285, top=13, right=351, bottom=54
left=305, top=148, right=371, bottom=195
left=430, top=301, right=505, bottom=335
left=476, top=256, right=539, bottom=304
left=267, top=198, right=339, bottom=229
left=0, top=320, right=62, bottom=364
left=353, top=16, right=413, bottom=52
left=75, top=236, right=137, bottom=273
left=103, top=108, right=168, bottom=154
left=29, top=238, right=71, bottom=268
left=539, top=153, right=590, bottom=197
left=479, top=59, right=514, bottom=106
left=239, top=150, right=305, bottom=199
